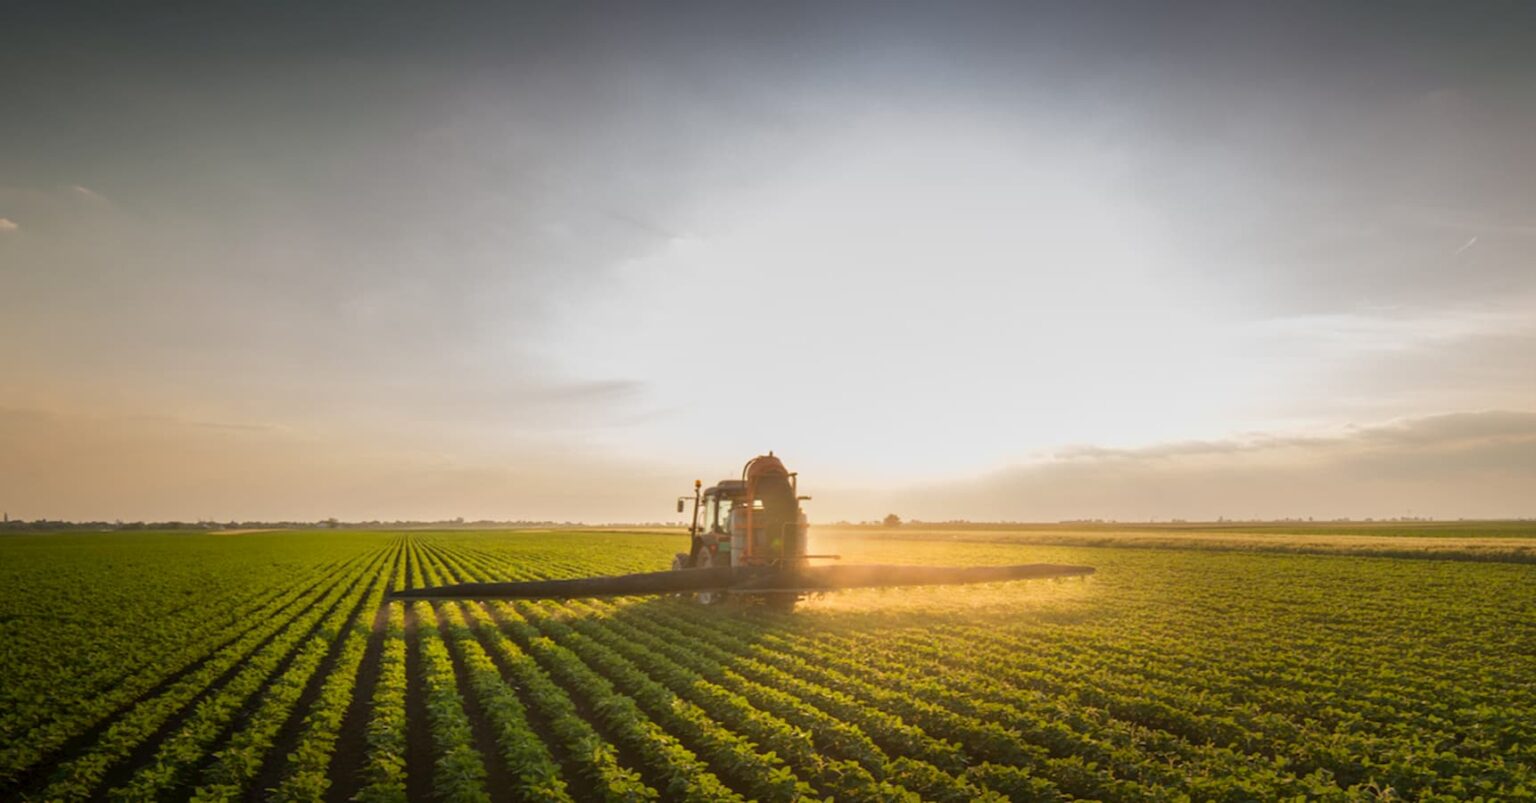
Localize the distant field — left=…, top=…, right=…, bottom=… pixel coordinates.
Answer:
left=814, top=520, right=1536, bottom=563
left=857, top=519, right=1536, bottom=538
left=2, top=527, right=1533, bottom=801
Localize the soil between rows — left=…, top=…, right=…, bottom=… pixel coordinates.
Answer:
left=247, top=542, right=404, bottom=801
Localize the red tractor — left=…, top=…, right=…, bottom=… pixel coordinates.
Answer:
left=671, top=453, right=817, bottom=605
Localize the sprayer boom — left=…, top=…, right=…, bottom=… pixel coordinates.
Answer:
left=389, top=454, right=1095, bottom=610
left=391, top=562, right=1094, bottom=600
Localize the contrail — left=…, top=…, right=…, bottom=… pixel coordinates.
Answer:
left=1453, top=236, right=1478, bottom=255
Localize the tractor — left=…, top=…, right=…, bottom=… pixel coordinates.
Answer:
left=669, top=453, right=818, bottom=606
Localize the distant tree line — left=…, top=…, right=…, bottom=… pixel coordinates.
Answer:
left=0, top=519, right=305, bottom=533
left=0, top=517, right=588, bottom=533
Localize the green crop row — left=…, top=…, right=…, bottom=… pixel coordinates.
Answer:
left=353, top=599, right=409, bottom=803
left=485, top=614, right=737, bottom=798
left=268, top=539, right=405, bottom=802
left=414, top=542, right=736, bottom=801
left=0, top=535, right=367, bottom=756
left=425, top=546, right=811, bottom=801
left=6, top=528, right=1533, bottom=802
left=456, top=601, right=656, bottom=802
left=434, top=539, right=1050, bottom=800
left=412, top=601, right=490, bottom=803
left=106, top=547, right=393, bottom=801
left=32, top=548, right=386, bottom=801
left=2, top=560, right=329, bottom=760
left=765, top=585, right=1533, bottom=799
left=434, top=542, right=995, bottom=794
left=434, top=544, right=935, bottom=801
left=1, top=555, right=355, bottom=787
left=436, top=602, right=572, bottom=802
left=565, top=597, right=1009, bottom=803
left=196, top=540, right=401, bottom=800
left=482, top=604, right=741, bottom=801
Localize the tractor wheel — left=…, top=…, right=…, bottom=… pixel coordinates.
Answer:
left=695, top=550, right=723, bottom=605
left=670, top=553, right=690, bottom=598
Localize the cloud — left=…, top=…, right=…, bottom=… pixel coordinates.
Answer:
left=0, top=218, right=17, bottom=231
left=1245, top=306, right=1529, bottom=351
left=1049, top=411, right=1536, bottom=462
left=828, top=411, right=1536, bottom=522
left=69, top=185, right=110, bottom=205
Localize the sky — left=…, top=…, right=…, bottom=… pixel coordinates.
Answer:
left=2, top=1, right=1533, bottom=522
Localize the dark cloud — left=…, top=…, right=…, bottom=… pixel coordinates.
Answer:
left=8, top=1, right=1534, bottom=322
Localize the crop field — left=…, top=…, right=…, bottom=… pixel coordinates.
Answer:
left=2, top=527, right=1534, bottom=802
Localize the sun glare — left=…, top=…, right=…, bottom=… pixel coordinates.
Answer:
left=557, top=123, right=1262, bottom=481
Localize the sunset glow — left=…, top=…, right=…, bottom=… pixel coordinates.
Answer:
left=2, top=3, right=1533, bottom=522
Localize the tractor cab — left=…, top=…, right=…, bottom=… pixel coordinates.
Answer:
left=701, top=481, right=746, bottom=537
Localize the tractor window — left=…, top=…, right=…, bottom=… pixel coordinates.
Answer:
left=714, top=499, right=733, bottom=533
